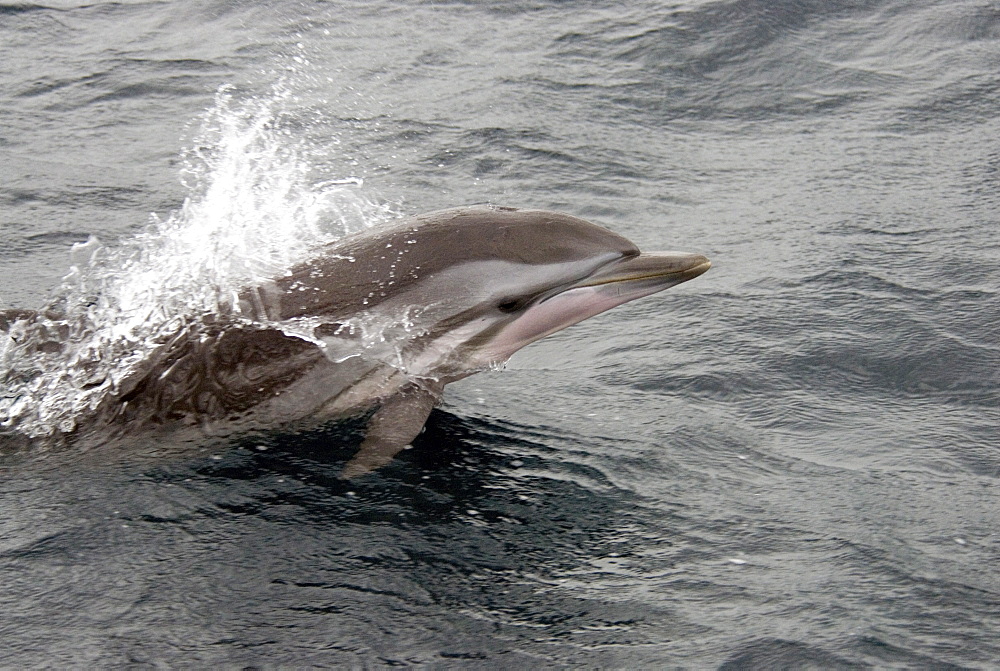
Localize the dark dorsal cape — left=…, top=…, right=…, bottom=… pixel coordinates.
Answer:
left=241, top=207, right=638, bottom=322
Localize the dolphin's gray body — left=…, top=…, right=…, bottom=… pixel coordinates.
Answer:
left=3, top=207, right=710, bottom=475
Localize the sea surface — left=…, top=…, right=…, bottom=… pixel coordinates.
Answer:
left=2, top=0, right=999, bottom=667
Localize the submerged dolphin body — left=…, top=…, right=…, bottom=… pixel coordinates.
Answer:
left=3, top=207, right=710, bottom=475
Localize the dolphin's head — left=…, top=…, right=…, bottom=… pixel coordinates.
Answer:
left=247, top=207, right=710, bottom=380
left=469, top=242, right=711, bottom=368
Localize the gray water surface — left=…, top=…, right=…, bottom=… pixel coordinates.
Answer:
left=2, top=1, right=999, bottom=667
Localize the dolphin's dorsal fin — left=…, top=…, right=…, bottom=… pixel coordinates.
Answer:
left=340, top=381, right=441, bottom=478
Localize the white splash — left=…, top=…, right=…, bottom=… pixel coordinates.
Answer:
left=1, top=83, right=394, bottom=438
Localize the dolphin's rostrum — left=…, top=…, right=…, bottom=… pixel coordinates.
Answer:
left=3, top=207, right=711, bottom=476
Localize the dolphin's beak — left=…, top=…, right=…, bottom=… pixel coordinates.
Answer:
left=489, top=250, right=711, bottom=360
left=573, top=252, right=712, bottom=291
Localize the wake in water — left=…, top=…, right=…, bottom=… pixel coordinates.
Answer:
left=1, top=84, right=393, bottom=439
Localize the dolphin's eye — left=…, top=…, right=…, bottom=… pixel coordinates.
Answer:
left=497, top=297, right=525, bottom=313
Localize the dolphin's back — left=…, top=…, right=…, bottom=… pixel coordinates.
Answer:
left=247, top=207, right=640, bottom=322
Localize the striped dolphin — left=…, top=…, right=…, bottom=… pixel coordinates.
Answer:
left=5, top=207, right=711, bottom=476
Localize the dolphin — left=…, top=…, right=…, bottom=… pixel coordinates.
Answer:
left=2, top=206, right=710, bottom=476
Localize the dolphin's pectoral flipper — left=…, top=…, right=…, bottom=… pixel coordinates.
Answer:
left=340, top=382, right=442, bottom=479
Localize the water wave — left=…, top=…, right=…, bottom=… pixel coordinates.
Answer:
left=1, top=83, right=392, bottom=438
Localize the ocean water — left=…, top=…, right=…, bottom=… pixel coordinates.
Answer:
left=2, top=0, right=999, bottom=667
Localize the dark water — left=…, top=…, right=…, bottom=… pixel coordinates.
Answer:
left=2, top=0, right=999, bottom=667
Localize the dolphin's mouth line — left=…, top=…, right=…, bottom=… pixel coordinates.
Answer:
left=573, top=256, right=712, bottom=289
left=575, top=260, right=712, bottom=288
left=533, top=256, right=711, bottom=307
